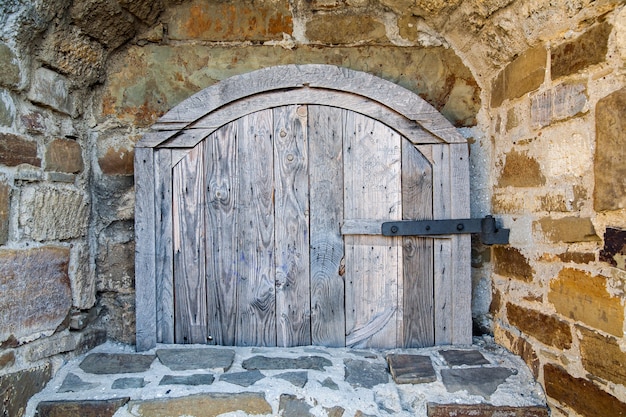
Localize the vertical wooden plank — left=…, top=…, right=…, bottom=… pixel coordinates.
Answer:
left=204, top=123, right=239, bottom=345
left=135, top=147, right=157, bottom=351
left=172, top=146, right=208, bottom=344
left=449, top=142, right=472, bottom=344
left=273, top=105, right=311, bottom=347
left=401, top=140, right=435, bottom=347
left=309, top=105, right=345, bottom=347
left=426, top=144, right=454, bottom=345
left=344, top=111, right=401, bottom=348
left=236, top=109, right=276, bottom=347
left=154, top=149, right=174, bottom=344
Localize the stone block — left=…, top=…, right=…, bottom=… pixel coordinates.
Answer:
left=387, top=354, right=436, bottom=384
left=0, top=133, right=41, bottom=167
left=0, top=42, right=19, bottom=88
left=96, top=292, right=135, bottom=343
left=98, top=146, right=134, bottom=175
left=278, top=394, right=313, bottom=417
left=552, top=22, right=612, bottom=79
left=506, top=302, right=571, bottom=349
left=544, top=363, right=626, bottom=417
left=531, top=83, right=587, bottom=127
left=27, top=68, right=74, bottom=116
left=493, top=246, right=533, bottom=282
left=24, top=330, right=77, bottom=362
left=594, top=87, right=626, bottom=211
left=20, top=110, right=49, bottom=134
left=101, top=44, right=480, bottom=128
left=80, top=352, right=155, bottom=374
left=45, top=138, right=83, bottom=173
left=157, top=348, right=234, bottom=371
left=0, top=180, right=10, bottom=245
left=36, top=398, right=130, bottom=417
left=441, top=367, right=515, bottom=398
left=0, top=350, right=15, bottom=371
left=70, top=242, right=95, bottom=309
left=535, top=216, right=599, bottom=243
left=497, top=150, right=545, bottom=187
left=127, top=393, right=272, bottom=417
left=344, top=359, right=389, bottom=388
left=119, top=0, right=163, bottom=25
left=58, top=373, right=100, bottom=392
left=579, top=326, right=626, bottom=386
left=0, top=247, right=71, bottom=344
left=600, top=227, right=626, bottom=270
left=491, top=45, right=546, bottom=107
left=70, top=0, right=136, bottom=49
left=0, top=89, right=15, bottom=126
left=166, top=0, right=292, bottom=42
left=549, top=268, right=623, bottom=337
left=220, top=370, right=265, bottom=387
left=39, top=25, right=105, bottom=86
left=306, top=14, right=387, bottom=44
left=0, top=363, right=51, bottom=417
left=96, top=240, right=135, bottom=292
left=497, top=328, right=539, bottom=378
left=556, top=251, right=595, bottom=264
left=19, top=185, right=89, bottom=241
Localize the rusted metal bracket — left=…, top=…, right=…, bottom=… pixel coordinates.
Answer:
left=382, top=215, right=510, bottom=245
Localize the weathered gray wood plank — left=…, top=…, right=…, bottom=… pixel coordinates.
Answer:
left=309, top=105, right=345, bottom=347
left=344, top=110, right=401, bottom=348
left=449, top=142, right=472, bottom=345
left=158, top=90, right=440, bottom=148
left=147, top=65, right=465, bottom=145
left=134, top=147, right=157, bottom=351
left=204, top=123, right=239, bottom=345
left=401, top=140, right=434, bottom=348
left=273, top=105, right=311, bottom=347
left=154, top=149, right=174, bottom=344
left=172, top=145, right=208, bottom=344
left=236, top=109, right=276, bottom=347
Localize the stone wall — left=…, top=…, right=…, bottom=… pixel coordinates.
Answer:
left=0, top=0, right=625, bottom=416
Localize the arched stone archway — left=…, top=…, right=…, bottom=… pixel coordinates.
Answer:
left=135, top=64, right=471, bottom=351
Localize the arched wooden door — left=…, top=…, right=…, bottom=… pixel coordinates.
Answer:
left=135, top=65, right=471, bottom=351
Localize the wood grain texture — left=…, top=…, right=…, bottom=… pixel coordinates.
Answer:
left=158, top=89, right=440, bottom=149
left=148, top=65, right=465, bottom=145
left=154, top=149, right=174, bottom=344
left=173, top=145, right=208, bottom=344
left=309, top=105, right=345, bottom=347
left=343, top=110, right=401, bottom=348
left=235, top=109, right=276, bottom=347
left=449, top=142, right=472, bottom=345
left=273, top=105, right=311, bottom=347
left=401, top=140, right=434, bottom=347
left=134, top=147, right=157, bottom=351
left=204, top=123, right=239, bottom=345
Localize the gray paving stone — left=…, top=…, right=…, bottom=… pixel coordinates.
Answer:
left=439, top=349, right=490, bottom=366
left=387, top=354, right=436, bottom=384
left=112, top=377, right=145, bottom=389
left=159, top=374, right=215, bottom=386
left=278, top=394, right=314, bottom=417
left=242, top=355, right=332, bottom=371
left=350, top=350, right=379, bottom=359
left=220, top=370, right=265, bottom=387
left=276, top=371, right=308, bottom=387
left=344, top=359, right=389, bottom=388
left=321, top=377, right=339, bottom=390
left=156, top=348, right=235, bottom=371
left=441, top=367, right=516, bottom=398
left=79, top=353, right=155, bottom=374
left=58, top=373, right=98, bottom=392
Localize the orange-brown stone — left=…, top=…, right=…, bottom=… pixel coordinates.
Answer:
left=506, top=302, right=572, bottom=349
left=491, top=45, right=546, bottom=107
left=535, top=216, right=599, bottom=243
left=551, top=22, right=612, bottom=79
left=45, top=139, right=83, bottom=174
left=493, top=246, right=533, bottom=282
left=306, top=14, right=388, bottom=44
left=98, top=147, right=134, bottom=176
left=497, top=150, right=545, bottom=187
left=556, top=252, right=595, bottom=264
left=544, top=363, right=626, bottom=417
left=549, top=268, right=623, bottom=337
left=0, top=133, right=41, bottom=168
left=579, top=326, right=626, bottom=386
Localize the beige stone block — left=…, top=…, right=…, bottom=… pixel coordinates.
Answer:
left=491, top=45, right=546, bottom=107
left=0, top=43, right=20, bottom=88
left=70, top=242, right=95, bottom=310
left=23, top=330, right=77, bottom=362
left=70, top=0, right=136, bottom=49
left=19, top=185, right=89, bottom=241
left=306, top=14, right=387, bottom=44
left=0, top=247, right=72, bottom=344
left=549, top=268, right=623, bottom=337
left=535, top=216, right=599, bottom=243
left=128, top=393, right=272, bottom=417
left=594, top=87, right=626, bottom=211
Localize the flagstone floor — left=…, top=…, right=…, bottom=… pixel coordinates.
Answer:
left=26, top=336, right=549, bottom=417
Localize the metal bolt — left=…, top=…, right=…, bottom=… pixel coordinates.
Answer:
left=457, top=223, right=464, bottom=231
left=390, top=226, right=399, bottom=234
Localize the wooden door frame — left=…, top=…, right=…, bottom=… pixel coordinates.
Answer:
left=135, top=64, right=470, bottom=351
